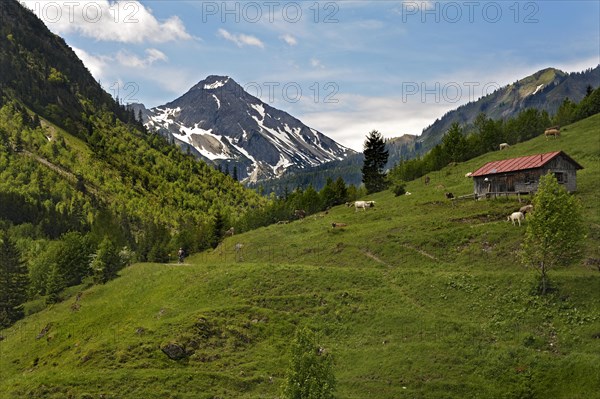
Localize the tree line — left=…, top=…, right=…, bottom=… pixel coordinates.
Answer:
left=387, top=86, right=600, bottom=185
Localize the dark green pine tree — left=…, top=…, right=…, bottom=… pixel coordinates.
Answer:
left=361, top=130, right=389, bottom=194
left=91, top=237, right=124, bottom=284
left=232, top=165, right=238, bottom=181
left=441, top=122, right=468, bottom=164
left=45, top=263, right=65, bottom=304
left=0, top=232, right=29, bottom=327
left=209, top=210, right=226, bottom=249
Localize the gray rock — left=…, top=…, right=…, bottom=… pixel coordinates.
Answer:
left=161, top=342, right=187, bottom=360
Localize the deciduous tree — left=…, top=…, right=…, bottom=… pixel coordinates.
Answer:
left=520, top=173, right=585, bottom=294
left=281, top=327, right=336, bottom=399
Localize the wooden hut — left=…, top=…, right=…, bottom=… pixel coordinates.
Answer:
left=471, top=151, right=583, bottom=197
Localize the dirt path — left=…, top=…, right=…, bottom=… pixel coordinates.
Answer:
left=400, top=243, right=439, bottom=261
left=361, top=249, right=391, bottom=267
left=21, top=150, right=101, bottom=197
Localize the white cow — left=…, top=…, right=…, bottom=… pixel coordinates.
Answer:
left=507, top=211, right=525, bottom=226
left=354, top=201, right=375, bottom=212
left=499, top=143, right=510, bottom=150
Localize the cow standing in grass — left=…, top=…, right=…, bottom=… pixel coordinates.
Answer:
left=354, top=201, right=375, bottom=212
left=507, top=211, right=525, bottom=226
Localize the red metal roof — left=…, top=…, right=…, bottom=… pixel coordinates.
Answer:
left=471, top=151, right=583, bottom=177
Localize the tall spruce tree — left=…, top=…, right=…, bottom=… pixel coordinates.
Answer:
left=361, top=130, right=389, bottom=194
left=0, top=232, right=29, bottom=327
left=91, top=237, right=124, bottom=284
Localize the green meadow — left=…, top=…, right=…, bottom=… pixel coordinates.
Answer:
left=1, top=114, right=599, bottom=398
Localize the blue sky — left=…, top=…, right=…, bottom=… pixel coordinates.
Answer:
left=23, top=1, right=600, bottom=151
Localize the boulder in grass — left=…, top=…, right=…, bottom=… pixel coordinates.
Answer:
left=161, top=342, right=188, bottom=360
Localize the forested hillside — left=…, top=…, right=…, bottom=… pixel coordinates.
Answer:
left=0, top=0, right=264, bottom=328
left=0, top=0, right=136, bottom=137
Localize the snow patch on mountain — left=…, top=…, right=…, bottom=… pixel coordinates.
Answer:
left=204, top=78, right=229, bottom=90
left=212, top=94, right=221, bottom=109
left=150, top=107, right=181, bottom=127
left=251, top=103, right=266, bottom=121
left=143, top=75, right=354, bottom=182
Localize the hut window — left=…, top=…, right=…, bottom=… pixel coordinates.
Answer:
left=554, top=172, right=567, bottom=183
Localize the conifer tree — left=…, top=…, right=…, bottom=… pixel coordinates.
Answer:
left=45, top=262, right=65, bottom=304
left=441, top=122, right=467, bottom=163
left=91, top=237, right=124, bottom=284
left=0, top=232, right=29, bottom=327
left=209, top=210, right=225, bottom=249
left=361, top=130, right=388, bottom=194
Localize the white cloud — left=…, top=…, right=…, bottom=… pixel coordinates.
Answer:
left=310, top=58, right=325, bottom=69
left=22, top=0, right=191, bottom=43
left=294, top=93, right=451, bottom=151
left=71, top=46, right=110, bottom=80
left=116, top=48, right=168, bottom=68
left=217, top=29, right=265, bottom=48
left=280, top=34, right=298, bottom=46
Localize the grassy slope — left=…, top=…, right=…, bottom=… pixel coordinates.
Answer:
left=1, top=115, right=599, bottom=399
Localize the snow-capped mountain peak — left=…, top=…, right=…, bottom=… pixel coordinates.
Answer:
left=141, top=75, right=354, bottom=182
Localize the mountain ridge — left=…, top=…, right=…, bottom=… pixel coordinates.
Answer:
left=254, top=66, right=598, bottom=194
left=417, top=65, right=599, bottom=151
left=138, top=75, right=354, bottom=182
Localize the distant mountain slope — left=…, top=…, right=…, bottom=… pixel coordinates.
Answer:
left=261, top=66, right=597, bottom=192
left=137, top=76, right=354, bottom=182
left=418, top=66, right=599, bottom=151
left=252, top=135, right=419, bottom=194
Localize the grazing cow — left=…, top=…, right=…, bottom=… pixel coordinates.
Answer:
left=499, top=143, right=510, bottom=150
left=544, top=127, right=560, bottom=139
left=507, top=211, right=525, bottom=226
left=331, top=222, right=348, bottom=228
left=519, top=204, right=534, bottom=215
left=424, top=175, right=430, bottom=185
left=445, top=192, right=454, bottom=199
left=465, top=172, right=473, bottom=178
left=405, top=192, right=412, bottom=196
left=294, top=209, right=306, bottom=219
left=224, top=227, right=235, bottom=237
left=354, top=201, right=375, bottom=212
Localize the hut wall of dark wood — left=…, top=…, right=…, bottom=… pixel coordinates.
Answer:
left=473, top=154, right=579, bottom=196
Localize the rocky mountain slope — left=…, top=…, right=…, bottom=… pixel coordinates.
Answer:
left=136, top=76, right=354, bottom=182
left=418, top=66, right=599, bottom=151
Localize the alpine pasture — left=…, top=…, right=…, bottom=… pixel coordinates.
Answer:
left=1, top=115, right=599, bottom=398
